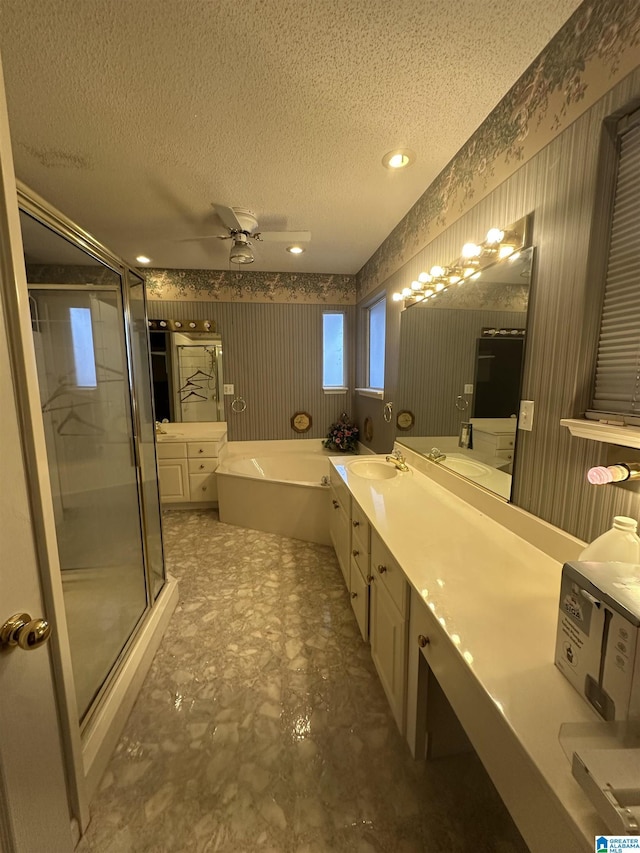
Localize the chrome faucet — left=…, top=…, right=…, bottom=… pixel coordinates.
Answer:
left=386, top=449, right=410, bottom=472
left=426, top=447, right=447, bottom=463
left=155, top=421, right=167, bottom=435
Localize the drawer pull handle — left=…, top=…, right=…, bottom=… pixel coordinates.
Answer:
left=366, top=575, right=374, bottom=583
left=352, top=520, right=359, bottom=528
left=332, top=500, right=340, bottom=509
left=352, top=549, right=359, bottom=557
left=200, top=464, right=205, bottom=469
left=351, top=592, right=357, bottom=599
left=199, top=448, right=204, bottom=454
left=377, top=564, right=387, bottom=574
left=417, top=634, right=430, bottom=648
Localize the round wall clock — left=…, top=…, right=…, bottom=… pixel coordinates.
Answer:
left=291, top=411, right=312, bottom=433
left=396, top=410, right=415, bottom=431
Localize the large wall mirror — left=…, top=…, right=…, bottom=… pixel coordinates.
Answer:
left=149, top=321, right=224, bottom=423
left=395, top=246, right=534, bottom=500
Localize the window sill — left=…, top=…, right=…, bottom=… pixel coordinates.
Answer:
left=356, top=387, right=384, bottom=400
left=323, top=387, right=348, bottom=395
left=560, top=418, right=640, bottom=449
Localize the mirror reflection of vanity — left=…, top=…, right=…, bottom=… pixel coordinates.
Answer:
left=395, top=246, right=534, bottom=500
left=148, top=319, right=224, bottom=423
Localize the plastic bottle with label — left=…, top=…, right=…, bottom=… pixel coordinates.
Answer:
left=579, top=515, right=640, bottom=563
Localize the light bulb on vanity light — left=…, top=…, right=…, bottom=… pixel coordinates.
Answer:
left=486, top=227, right=504, bottom=244
left=411, top=280, right=423, bottom=290
left=401, top=287, right=413, bottom=298
left=430, top=265, right=445, bottom=277
left=498, top=244, right=515, bottom=259
left=392, top=292, right=403, bottom=302
left=461, top=243, right=482, bottom=258
left=418, top=272, right=432, bottom=283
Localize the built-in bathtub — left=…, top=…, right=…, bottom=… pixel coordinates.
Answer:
left=217, top=440, right=350, bottom=545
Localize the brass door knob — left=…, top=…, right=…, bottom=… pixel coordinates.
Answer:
left=417, top=634, right=430, bottom=648
left=1, top=613, right=51, bottom=650
left=377, top=564, right=387, bottom=574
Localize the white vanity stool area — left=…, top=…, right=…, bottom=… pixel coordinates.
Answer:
left=156, top=422, right=227, bottom=506
left=328, top=448, right=608, bottom=853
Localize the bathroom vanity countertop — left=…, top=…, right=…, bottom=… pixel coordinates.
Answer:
left=156, top=422, right=227, bottom=442
left=330, top=454, right=603, bottom=848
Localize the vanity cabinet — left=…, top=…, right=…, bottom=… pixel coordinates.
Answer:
left=349, top=501, right=371, bottom=641
left=369, top=530, right=409, bottom=734
left=329, top=477, right=351, bottom=587
left=157, top=434, right=224, bottom=505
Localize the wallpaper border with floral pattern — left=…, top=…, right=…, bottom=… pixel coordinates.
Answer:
left=357, top=0, right=640, bottom=300
left=145, top=268, right=356, bottom=305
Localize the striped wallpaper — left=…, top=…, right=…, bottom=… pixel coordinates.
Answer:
left=148, top=299, right=356, bottom=443
left=356, top=65, right=640, bottom=545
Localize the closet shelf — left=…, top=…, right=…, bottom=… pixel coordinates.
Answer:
left=561, top=418, right=640, bottom=449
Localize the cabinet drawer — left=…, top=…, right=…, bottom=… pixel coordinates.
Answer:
left=495, top=449, right=514, bottom=461
left=329, top=482, right=349, bottom=517
left=188, top=458, right=217, bottom=474
left=495, top=434, right=515, bottom=450
left=350, top=540, right=368, bottom=580
left=371, top=532, right=408, bottom=617
left=187, top=441, right=220, bottom=459
left=189, top=472, right=218, bottom=502
left=351, top=501, right=370, bottom=553
left=157, top=441, right=187, bottom=460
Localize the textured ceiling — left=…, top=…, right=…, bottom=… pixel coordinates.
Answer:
left=0, top=0, right=583, bottom=273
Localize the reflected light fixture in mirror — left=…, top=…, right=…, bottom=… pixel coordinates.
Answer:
left=392, top=215, right=531, bottom=307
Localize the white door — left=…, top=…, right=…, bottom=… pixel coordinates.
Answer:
left=0, top=55, right=73, bottom=853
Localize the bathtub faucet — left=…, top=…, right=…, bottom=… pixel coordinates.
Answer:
left=386, top=449, right=409, bottom=472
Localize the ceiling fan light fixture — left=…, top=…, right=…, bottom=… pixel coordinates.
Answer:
left=229, top=235, right=254, bottom=265
left=286, top=245, right=304, bottom=255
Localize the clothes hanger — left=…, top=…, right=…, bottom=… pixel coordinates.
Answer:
left=56, top=406, right=103, bottom=435
left=180, top=390, right=207, bottom=402
left=187, top=368, right=214, bottom=381
left=178, top=379, right=204, bottom=392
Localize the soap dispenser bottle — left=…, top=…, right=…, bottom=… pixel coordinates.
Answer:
left=579, top=515, right=640, bottom=563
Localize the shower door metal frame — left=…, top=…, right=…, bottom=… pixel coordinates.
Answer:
left=16, top=182, right=166, bottom=830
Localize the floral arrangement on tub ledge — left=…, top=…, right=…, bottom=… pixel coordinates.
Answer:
left=323, top=412, right=359, bottom=453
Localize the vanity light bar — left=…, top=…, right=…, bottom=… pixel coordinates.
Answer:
left=393, top=214, right=531, bottom=308
left=148, top=319, right=216, bottom=332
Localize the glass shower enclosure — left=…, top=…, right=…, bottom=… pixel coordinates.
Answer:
left=20, top=202, right=165, bottom=725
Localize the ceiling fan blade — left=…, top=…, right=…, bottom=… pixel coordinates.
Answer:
left=259, top=231, right=311, bottom=243
left=175, top=235, right=224, bottom=243
left=213, top=204, right=243, bottom=232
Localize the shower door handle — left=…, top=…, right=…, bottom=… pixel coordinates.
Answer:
left=0, top=613, right=52, bottom=650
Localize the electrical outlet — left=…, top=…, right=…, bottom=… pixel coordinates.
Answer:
left=464, top=384, right=474, bottom=395
left=519, top=400, right=534, bottom=431
left=223, top=384, right=235, bottom=395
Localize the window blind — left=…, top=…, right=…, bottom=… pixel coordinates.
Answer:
left=589, top=110, right=640, bottom=423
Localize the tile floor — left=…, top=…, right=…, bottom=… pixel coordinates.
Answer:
left=77, top=510, right=528, bottom=853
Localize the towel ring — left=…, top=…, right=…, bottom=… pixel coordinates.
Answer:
left=231, top=397, right=247, bottom=413
left=383, top=401, right=393, bottom=423
left=455, top=395, right=469, bottom=412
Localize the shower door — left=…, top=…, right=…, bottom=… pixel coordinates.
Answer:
left=29, top=285, right=148, bottom=721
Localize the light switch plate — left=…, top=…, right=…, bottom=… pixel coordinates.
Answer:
left=519, top=400, right=534, bottom=431
left=223, top=384, right=235, bottom=395
left=464, top=384, right=474, bottom=395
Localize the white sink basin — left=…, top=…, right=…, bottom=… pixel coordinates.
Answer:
left=348, top=460, right=398, bottom=480
left=440, top=456, right=490, bottom=478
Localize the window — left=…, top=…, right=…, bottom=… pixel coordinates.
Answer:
left=69, top=306, right=97, bottom=388
left=589, top=108, right=640, bottom=424
left=322, top=311, right=345, bottom=390
left=368, top=297, right=386, bottom=390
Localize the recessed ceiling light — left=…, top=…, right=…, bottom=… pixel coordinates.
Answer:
left=382, top=148, right=415, bottom=170
left=286, top=245, right=304, bottom=255
left=136, top=255, right=151, bottom=264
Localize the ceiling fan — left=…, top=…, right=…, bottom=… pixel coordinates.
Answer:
left=201, top=204, right=311, bottom=265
